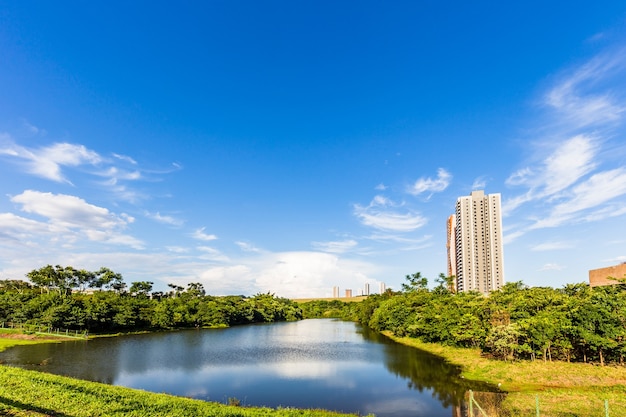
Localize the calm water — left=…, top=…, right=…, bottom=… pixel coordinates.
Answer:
left=0, top=319, right=498, bottom=416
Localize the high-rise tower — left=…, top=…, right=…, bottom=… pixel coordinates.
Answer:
left=450, top=190, right=504, bottom=294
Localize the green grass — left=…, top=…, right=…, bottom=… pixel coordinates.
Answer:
left=0, top=332, right=362, bottom=417
left=0, top=329, right=62, bottom=352
left=0, top=365, right=362, bottom=417
left=385, top=332, right=626, bottom=417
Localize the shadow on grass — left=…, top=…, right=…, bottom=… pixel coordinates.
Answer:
left=0, top=395, right=73, bottom=417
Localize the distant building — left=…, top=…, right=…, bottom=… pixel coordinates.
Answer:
left=450, top=190, right=505, bottom=295
left=379, top=282, right=386, bottom=294
left=345, top=289, right=352, bottom=298
left=332, top=286, right=340, bottom=298
left=447, top=214, right=457, bottom=279
left=589, top=263, right=626, bottom=287
left=364, top=283, right=370, bottom=296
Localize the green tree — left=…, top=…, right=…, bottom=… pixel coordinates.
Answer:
left=401, top=272, right=428, bottom=293
left=129, top=281, right=154, bottom=297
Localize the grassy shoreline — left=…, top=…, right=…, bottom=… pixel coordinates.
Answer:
left=3, top=328, right=626, bottom=416
left=384, top=332, right=626, bottom=416
left=0, top=366, right=360, bottom=417
left=0, top=331, right=361, bottom=417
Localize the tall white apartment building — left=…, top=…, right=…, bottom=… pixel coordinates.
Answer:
left=449, top=190, right=504, bottom=295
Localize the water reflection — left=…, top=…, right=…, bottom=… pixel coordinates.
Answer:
left=358, top=327, right=498, bottom=408
left=0, top=319, right=501, bottom=417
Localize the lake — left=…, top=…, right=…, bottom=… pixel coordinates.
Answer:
left=0, top=319, right=500, bottom=416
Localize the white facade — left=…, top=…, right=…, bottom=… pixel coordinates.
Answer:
left=453, top=190, right=504, bottom=294
left=446, top=214, right=457, bottom=282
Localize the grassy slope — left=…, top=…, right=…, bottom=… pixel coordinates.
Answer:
left=385, top=333, right=626, bottom=417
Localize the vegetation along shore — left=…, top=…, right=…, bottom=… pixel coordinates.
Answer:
left=1, top=266, right=625, bottom=416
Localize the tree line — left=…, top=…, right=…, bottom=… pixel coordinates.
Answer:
left=0, top=265, right=302, bottom=333
left=4, top=265, right=625, bottom=365
left=302, top=273, right=626, bottom=366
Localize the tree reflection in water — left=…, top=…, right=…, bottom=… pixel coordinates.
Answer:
left=357, top=326, right=504, bottom=411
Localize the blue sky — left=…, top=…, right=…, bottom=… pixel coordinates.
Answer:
left=1, top=1, right=626, bottom=297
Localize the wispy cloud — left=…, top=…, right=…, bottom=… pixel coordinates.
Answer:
left=353, top=195, right=427, bottom=232
left=530, top=241, right=575, bottom=251
left=504, top=135, right=598, bottom=213
left=311, top=239, right=358, bottom=254
left=504, top=47, right=626, bottom=238
left=545, top=49, right=626, bottom=130
left=529, top=168, right=626, bottom=229
left=145, top=211, right=184, bottom=227
left=0, top=136, right=178, bottom=204
left=0, top=140, right=101, bottom=184
left=604, top=255, right=626, bottom=263
left=472, top=176, right=488, bottom=190
left=539, top=263, right=565, bottom=271
left=191, top=227, right=218, bottom=241
left=166, top=246, right=188, bottom=254
left=112, top=153, right=137, bottom=165
left=407, top=168, right=451, bottom=196
left=236, top=241, right=262, bottom=253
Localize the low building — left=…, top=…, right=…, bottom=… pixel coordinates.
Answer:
left=589, top=263, right=626, bottom=287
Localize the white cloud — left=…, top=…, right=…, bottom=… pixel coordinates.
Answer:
left=113, top=153, right=137, bottom=165
left=145, top=211, right=184, bottom=227
left=311, top=239, right=358, bottom=254
left=530, top=241, right=574, bottom=251
left=163, top=250, right=384, bottom=298
left=354, top=196, right=427, bottom=232
left=0, top=212, right=51, bottom=241
left=504, top=135, right=598, bottom=213
left=0, top=141, right=101, bottom=183
left=504, top=46, right=626, bottom=244
left=580, top=203, right=626, bottom=223
left=197, top=265, right=255, bottom=294
left=503, top=230, right=525, bottom=244
left=21, top=120, right=44, bottom=136
left=0, top=136, right=176, bottom=204
left=375, top=183, right=387, bottom=191
left=236, top=241, right=262, bottom=253
left=471, top=176, right=488, bottom=190
left=543, top=135, right=597, bottom=195
left=166, top=246, right=188, bottom=253
left=197, top=246, right=230, bottom=262
left=605, top=255, right=626, bottom=263
left=539, top=263, right=565, bottom=271
left=97, top=166, right=142, bottom=184
left=531, top=167, right=626, bottom=229
left=407, top=168, right=451, bottom=196
left=7, top=190, right=142, bottom=249
left=252, top=251, right=377, bottom=298
left=545, top=50, right=626, bottom=129
left=191, top=227, right=218, bottom=241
